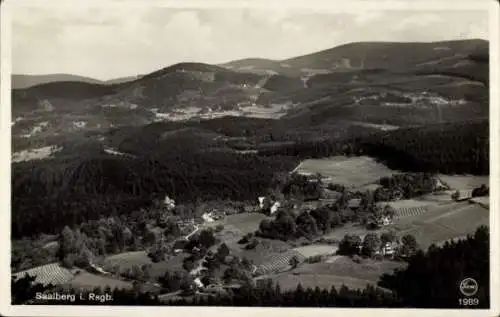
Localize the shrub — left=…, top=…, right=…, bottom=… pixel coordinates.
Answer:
left=306, top=255, right=325, bottom=263
left=245, top=239, right=259, bottom=250
left=215, top=224, right=225, bottom=232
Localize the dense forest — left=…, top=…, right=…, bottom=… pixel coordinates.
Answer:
left=12, top=118, right=488, bottom=240
left=259, top=120, right=489, bottom=175
left=11, top=151, right=298, bottom=238
left=14, top=226, right=489, bottom=308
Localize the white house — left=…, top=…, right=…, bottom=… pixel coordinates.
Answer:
left=164, top=195, right=176, bottom=210
left=377, top=214, right=394, bottom=226
left=270, top=201, right=281, bottom=215
left=258, top=196, right=266, bottom=209
left=193, top=277, right=204, bottom=289
left=202, top=212, right=215, bottom=223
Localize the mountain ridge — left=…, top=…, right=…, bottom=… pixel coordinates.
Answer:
left=11, top=39, right=489, bottom=154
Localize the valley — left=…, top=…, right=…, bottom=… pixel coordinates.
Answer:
left=10, top=38, right=490, bottom=308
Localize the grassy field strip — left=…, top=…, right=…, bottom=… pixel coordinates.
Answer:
left=104, top=251, right=153, bottom=270
left=13, top=263, right=74, bottom=286
left=293, top=244, right=337, bottom=258
left=65, top=271, right=133, bottom=291
left=437, top=174, right=489, bottom=190
left=425, top=203, right=479, bottom=223
left=272, top=273, right=376, bottom=292
left=402, top=203, right=489, bottom=249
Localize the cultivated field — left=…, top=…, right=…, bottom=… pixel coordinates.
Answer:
left=438, top=174, right=489, bottom=190
left=255, top=250, right=306, bottom=275
left=292, top=156, right=397, bottom=187
left=12, top=263, right=74, bottom=286
left=228, top=238, right=292, bottom=265
left=378, top=199, right=441, bottom=219
left=65, top=271, right=133, bottom=291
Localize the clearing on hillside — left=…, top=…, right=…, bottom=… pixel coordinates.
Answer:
left=64, top=271, right=133, bottom=291
left=438, top=175, right=489, bottom=190
left=292, top=156, right=397, bottom=187
left=264, top=255, right=405, bottom=292
left=103, top=251, right=153, bottom=271
left=395, top=202, right=489, bottom=249
left=222, top=213, right=269, bottom=234
left=293, top=244, right=337, bottom=258
left=104, top=250, right=188, bottom=279
left=270, top=274, right=374, bottom=292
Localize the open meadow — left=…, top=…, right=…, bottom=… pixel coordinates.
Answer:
left=292, top=156, right=398, bottom=187
left=293, top=244, right=337, bottom=258
left=64, top=271, right=133, bottom=291
left=266, top=256, right=406, bottom=291
left=103, top=250, right=188, bottom=279
left=393, top=201, right=489, bottom=249
left=103, top=251, right=153, bottom=271
left=438, top=174, right=489, bottom=189
left=222, top=213, right=269, bottom=234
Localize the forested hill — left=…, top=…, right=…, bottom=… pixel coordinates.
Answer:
left=11, top=39, right=490, bottom=240
left=11, top=150, right=298, bottom=238
left=259, top=119, right=489, bottom=175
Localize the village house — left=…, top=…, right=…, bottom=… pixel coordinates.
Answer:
left=375, top=242, right=398, bottom=257
left=202, top=212, right=215, bottom=223
left=163, top=195, right=176, bottom=210
left=270, top=201, right=281, bottom=215
left=193, top=277, right=204, bottom=289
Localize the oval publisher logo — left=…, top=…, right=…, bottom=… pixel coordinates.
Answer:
left=459, top=278, right=478, bottom=297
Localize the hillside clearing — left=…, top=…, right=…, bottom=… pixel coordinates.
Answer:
left=438, top=175, right=489, bottom=189
left=293, top=156, right=397, bottom=187
left=271, top=274, right=375, bottom=292
left=265, top=255, right=405, bottom=292
left=293, top=244, right=337, bottom=258
left=395, top=202, right=489, bottom=249
left=103, top=251, right=153, bottom=270
left=64, top=271, right=132, bottom=291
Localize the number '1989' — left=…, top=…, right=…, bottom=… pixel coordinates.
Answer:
left=459, top=298, right=479, bottom=306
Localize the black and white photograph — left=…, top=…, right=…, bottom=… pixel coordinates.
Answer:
left=1, top=0, right=498, bottom=316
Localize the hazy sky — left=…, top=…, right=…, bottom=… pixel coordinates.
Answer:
left=12, top=6, right=489, bottom=80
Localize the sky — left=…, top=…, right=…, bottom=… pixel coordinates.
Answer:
left=11, top=5, right=490, bottom=80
